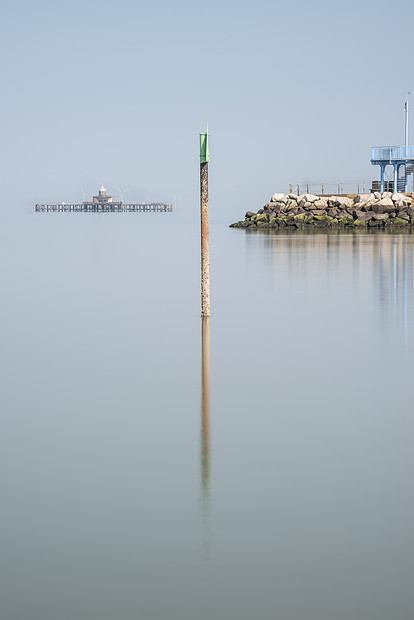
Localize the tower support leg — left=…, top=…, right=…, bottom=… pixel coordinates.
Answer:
left=394, top=163, right=398, bottom=193
left=405, top=163, right=408, bottom=193
left=380, top=164, right=386, bottom=193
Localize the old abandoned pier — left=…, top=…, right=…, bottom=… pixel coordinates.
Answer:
left=35, top=202, right=172, bottom=213
left=230, top=192, right=414, bottom=230
left=35, top=185, right=172, bottom=213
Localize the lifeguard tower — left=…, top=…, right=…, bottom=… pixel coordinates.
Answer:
left=371, top=98, right=414, bottom=193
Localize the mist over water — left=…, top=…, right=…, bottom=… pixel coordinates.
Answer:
left=1, top=211, right=413, bottom=620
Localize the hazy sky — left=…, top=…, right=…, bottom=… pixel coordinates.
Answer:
left=2, top=0, right=414, bottom=223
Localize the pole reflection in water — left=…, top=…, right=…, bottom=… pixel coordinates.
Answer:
left=200, top=316, right=211, bottom=541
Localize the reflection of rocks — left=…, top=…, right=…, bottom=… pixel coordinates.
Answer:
left=230, top=192, right=414, bottom=230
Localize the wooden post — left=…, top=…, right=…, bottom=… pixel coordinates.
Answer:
left=200, top=129, right=210, bottom=317
left=297, top=184, right=300, bottom=196
left=307, top=183, right=309, bottom=194
left=289, top=184, right=293, bottom=194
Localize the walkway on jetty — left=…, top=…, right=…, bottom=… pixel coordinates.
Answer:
left=35, top=203, right=172, bottom=213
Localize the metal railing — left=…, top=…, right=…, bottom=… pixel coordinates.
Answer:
left=288, top=182, right=368, bottom=196
left=371, top=146, right=414, bottom=161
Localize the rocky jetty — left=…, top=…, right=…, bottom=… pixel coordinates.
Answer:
left=230, top=192, right=414, bottom=230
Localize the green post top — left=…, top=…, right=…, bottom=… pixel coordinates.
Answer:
left=199, top=127, right=210, bottom=163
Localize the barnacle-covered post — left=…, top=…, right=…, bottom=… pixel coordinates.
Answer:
left=199, top=127, right=210, bottom=317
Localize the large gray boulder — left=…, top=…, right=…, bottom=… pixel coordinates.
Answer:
left=379, top=197, right=394, bottom=207
left=353, top=209, right=365, bottom=220
left=391, top=193, right=407, bottom=202
left=327, top=207, right=340, bottom=217
left=270, top=193, right=287, bottom=203
left=313, top=199, right=328, bottom=209
left=360, top=199, right=378, bottom=211
left=372, top=203, right=392, bottom=214
left=336, top=196, right=353, bottom=207
left=356, top=194, right=377, bottom=209
left=329, top=196, right=353, bottom=208
left=304, top=194, right=319, bottom=203
left=285, top=199, right=298, bottom=211
left=364, top=196, right=377, bottom=205
left=354, top=194, right=372, bottom=204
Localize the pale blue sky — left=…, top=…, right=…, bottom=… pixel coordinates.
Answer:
left=2, top=0, right=414, bottom=223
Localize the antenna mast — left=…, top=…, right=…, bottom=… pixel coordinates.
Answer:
left=405, top=93, right=410, bottom=153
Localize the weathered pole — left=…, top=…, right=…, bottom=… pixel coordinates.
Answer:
left=199, top=128, right=210, bottom=317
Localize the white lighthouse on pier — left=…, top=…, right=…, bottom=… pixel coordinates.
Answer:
left=92, top=186, right=117, bottom=205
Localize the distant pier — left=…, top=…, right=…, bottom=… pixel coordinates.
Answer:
left=35, top=185, right=172, bottom=213
left=35, top=202, right=172, bottom=213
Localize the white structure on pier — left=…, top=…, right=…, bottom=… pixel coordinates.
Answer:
left=91, top=186, right=120, bottom=206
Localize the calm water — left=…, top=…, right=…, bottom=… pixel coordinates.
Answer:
left=0, top=213, right=413, bottom=620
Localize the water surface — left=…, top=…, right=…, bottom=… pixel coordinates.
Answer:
left=0, top=215, right=413, bottom=620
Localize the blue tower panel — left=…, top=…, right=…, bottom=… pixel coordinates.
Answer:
left=371, top=146, right=414, bottom=193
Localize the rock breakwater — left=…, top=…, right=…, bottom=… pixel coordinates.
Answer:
left=230, top=192, right=414, bottom=230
